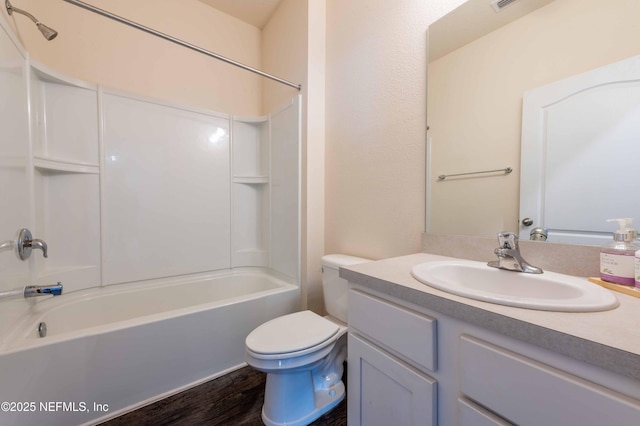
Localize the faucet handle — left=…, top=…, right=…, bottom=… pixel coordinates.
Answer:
left=17, top=228, right=48, bottom=260
left=497, top=232, right=519, bottom=249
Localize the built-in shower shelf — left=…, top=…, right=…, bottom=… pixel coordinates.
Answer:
left=234, top=176, right=269, bottom=184
left=33, top=156, right=99, bottom=174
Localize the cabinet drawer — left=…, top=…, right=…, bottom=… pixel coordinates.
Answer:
left=349, top=289, right=437, bottom=372
left=458, top=397, right=513, bottom=426
left=460, top=335, right=640, bottom=426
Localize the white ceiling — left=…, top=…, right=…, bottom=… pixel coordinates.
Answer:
left=199, top=0, right=283, bottom=29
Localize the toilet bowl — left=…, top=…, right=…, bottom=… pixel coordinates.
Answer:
left=244, top=254, right=369, bottom=426
left=246, top=311, right=347, bottom=426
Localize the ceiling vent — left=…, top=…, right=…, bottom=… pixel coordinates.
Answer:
left=490, top=0, right=519, bottom=13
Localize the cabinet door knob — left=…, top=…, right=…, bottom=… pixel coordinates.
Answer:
left=521, top=217, right=534, bottom=227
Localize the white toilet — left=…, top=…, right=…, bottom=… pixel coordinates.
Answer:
left=245, top=254, right=369, bottom=426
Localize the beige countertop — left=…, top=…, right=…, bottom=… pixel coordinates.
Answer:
left=340, top=253, right=640, bottom=381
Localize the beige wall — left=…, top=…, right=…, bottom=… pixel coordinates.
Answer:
left=264, top=0, right=462, bottom=312
left=324, top=0, right=460, bottom=260
left=303, top=0, right=326, bottom=312
left=6, top=0, right=263, bottom=115
left=428, top=0, right=640, bottom=237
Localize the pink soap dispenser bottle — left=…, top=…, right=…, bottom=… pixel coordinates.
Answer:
left=635, top=249, right=640, bottom=288
left=600, top=218, right=640, bottom=286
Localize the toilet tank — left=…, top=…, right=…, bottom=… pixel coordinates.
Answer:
left=322, top=254, right=370, bottom=323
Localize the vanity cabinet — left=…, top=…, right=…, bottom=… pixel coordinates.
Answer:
left=347, top=287, right=640, bottom=426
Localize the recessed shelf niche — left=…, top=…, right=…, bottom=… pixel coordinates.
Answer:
left=232, top=116, right=270, bottom=267
left=29, top=61, right=101, bottom=292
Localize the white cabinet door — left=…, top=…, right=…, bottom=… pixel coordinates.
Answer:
left=348, top=334, right=437, bottom=426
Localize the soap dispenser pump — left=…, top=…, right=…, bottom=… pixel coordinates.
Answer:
left=600, top=218, right=640, bottom=285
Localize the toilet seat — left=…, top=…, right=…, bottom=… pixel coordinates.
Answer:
left=246, top=310, right=340, bottom=360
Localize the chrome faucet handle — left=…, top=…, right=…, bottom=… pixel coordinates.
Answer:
left=17, top=228, right=48, bottom=260
left=497, top=232, right=519, bottom=250
left=489, top=231, right=543, bottom=274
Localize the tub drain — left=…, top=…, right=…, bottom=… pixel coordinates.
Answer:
left=38, top=322, right=47, bottom=338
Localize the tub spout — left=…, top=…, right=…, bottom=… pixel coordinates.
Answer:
left=24, top=282, right=63, bottom=297
left=29, top=239, right=48, bottom=258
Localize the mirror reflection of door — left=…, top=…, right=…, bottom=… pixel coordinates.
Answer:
left=427, top=0, right=640, bottom=239
left=520, top=54, right=640, bottom=245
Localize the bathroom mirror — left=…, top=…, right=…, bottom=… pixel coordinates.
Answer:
left=427, top=0, right=640, bottom=243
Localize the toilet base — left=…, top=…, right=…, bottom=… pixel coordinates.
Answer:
left=262, top=376, right=345, bottom=426
left=260, top=336, right=347, bottom=426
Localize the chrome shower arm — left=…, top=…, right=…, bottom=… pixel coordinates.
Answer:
left=5, top=0, right=58, bottom=40
left=6, top=0, right=38, bottom=24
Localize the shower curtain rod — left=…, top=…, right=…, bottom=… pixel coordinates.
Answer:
left=61, top=0, right=302, bottom=91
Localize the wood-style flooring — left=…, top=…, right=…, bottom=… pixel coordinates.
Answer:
left=100, top=366, right=347, bottom=426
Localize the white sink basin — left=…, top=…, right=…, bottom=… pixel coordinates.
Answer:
left=411, top=260, right=619, bottom=312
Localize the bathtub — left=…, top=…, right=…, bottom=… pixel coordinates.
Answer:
left=0, top=269, right=299, bottom=426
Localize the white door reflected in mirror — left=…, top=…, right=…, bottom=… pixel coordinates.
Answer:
left=520, top=54, right=640, bottom=245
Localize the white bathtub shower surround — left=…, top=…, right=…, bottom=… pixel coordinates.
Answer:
left=0, top=16, right=35, bottom=343
left=102, top=91, right=232, bottom=285
left=101, top=90, right=301, bottom=286
left=0, top=269, right=299, bottom=426
left=0, top=11, right=301, bottom=294
left=0, top=16, right=301, bottom=346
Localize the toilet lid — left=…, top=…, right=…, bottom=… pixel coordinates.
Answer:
left=246, top=310, right=339, bottom=355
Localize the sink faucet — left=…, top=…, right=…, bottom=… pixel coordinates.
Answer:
left=488, top=232, right=543, bottom=274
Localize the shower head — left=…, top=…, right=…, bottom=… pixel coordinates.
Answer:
left=5, top=0, right=58, bottom=40
left=35, top=22, right=57, bottom=40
